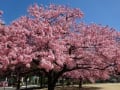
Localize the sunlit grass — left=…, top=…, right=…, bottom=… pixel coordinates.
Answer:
left=38, top=83, right=120, bottom=90
left=39, top=83, right=120, bottom=90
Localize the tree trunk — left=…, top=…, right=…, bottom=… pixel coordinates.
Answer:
left=25, top=77, right=28, bottom=89
left=43, top=76, right=45, bottom=87
left=62, top=77, right=64, bottom=87
left=48, top=84, right=55, bottom=90
left=47, top=71, right=60, bottom=90
left=48, top=76, right=56, bottom=90
left=39, top=74, right=43, bottom=88
left=79, top=78, right=83, bottom=90
left=16, top=75, right=21, bottom=90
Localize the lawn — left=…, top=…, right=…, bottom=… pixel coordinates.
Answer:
left=39, top=83, right=120, bottom=90
left=1, top=83, right=120, bottom=90
left=83, top=83, right=120, bottom=90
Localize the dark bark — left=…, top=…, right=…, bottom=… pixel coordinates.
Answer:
left=48, top=79, right=56, bottom=90
left=61, top=77, right=64, bottom=87
left=43, top=76, right=46, bottom=87
left=47, top=64, right=71, bottom=90
left=16, top=75, right=21, bottom=90
left=39, top=74, right=43, bottom=88
left=79, top=78, right=83, bottom=89
left=25, top=76, right=28, bottom=89
left=47, top=71, right=63, bottom=90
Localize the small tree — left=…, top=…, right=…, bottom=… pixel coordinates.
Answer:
left=63, top=68, right=111, bottom=89
left=0, top=10, right=33, bottom=90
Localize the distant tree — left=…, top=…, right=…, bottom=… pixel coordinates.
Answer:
left=0, top=10, right=33, bottom=90
left=63, top=68, right=111, bottom=89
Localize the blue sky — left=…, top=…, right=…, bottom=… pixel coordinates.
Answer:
left=0, top=0, right=120, bottom=30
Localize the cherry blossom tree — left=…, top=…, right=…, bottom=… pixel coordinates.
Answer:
left=63, top=68, right=111, bottom=89
left=8, top=4, right=85, bottom=90
left=0, top=4, right=120, bottom=90
left=10, top=4, right=120, bottom=90
left=0, top=10, right=34, bottom=89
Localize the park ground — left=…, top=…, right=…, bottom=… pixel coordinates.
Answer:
left=82, top=83, right=120, bottom=90
left=39, top=83, right=120, bottom=90
left=1, top=83, right=120, bottom=90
